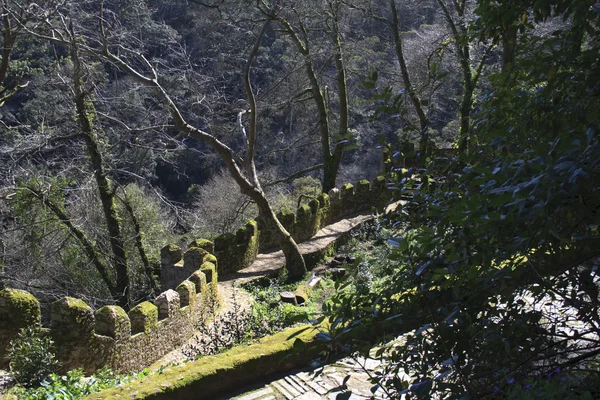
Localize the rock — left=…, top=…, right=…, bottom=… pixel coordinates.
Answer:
left=280, top=291, right=298, bottom=306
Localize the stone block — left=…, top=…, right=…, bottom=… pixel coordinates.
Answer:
left=160, top=244, right=182, bottom=265
left=188, top=239, right=214, bottom=254
left=308, top=198, right=319, bottom=213
left=200, top=261, right=217, bottom=286
left=328, top=187, right=340, bottom=203
left=0, top=288, right=41, bottom=327
left=176, top=280, right=196, bottom=307
left=189, top=270, right=207, bottom=294
left=128, top=301, right=158, bottom=335
left=214, top=232, right=235, bottom=252
left=317, top=193, right=330, bottom=209
left=183, top=247, right=208, bottom=271
left=356, top=179, right=370, bottom=195
left=51, top=297, right=94, bottom=336
left=155, top=289, right=180, bottom=320
left=95, top=305, right=131, bottom=340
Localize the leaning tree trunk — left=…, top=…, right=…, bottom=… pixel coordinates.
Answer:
left=242, top=184, right=307, bottom=280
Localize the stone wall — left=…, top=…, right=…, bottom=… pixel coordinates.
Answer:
left=159, top=177, right=390, bottom=280
left=0, top=259, right=218, bottom=374
left=0, top=178, right=389, bottom=373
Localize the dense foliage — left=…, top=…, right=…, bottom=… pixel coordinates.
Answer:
left=322, top=0, right=600, bottom=398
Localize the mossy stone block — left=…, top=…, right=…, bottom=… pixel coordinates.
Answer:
left=129, top=301, right=158, bottom=335
left=214, top=232, right=235, bottom=251
left=160, top=244, right=182, bottom=265
left=294, top=284, right=312, bottom=305
left=235, top=225, right=251, bottom=244
left=188, top=239, right=214, bottom=254
left=0, top=289, right=41, bottom=327
left=183, top=247, right=209, bottom=271
left=176, top=280, right=196, bottom=307
left=200, top=262, right=217, bottom=286
left=328, top=187, right=340, bottom=202
left=95, top=305, right=131, bottom=340
left=277, top=210, right=296, bottom=228
left=341, top=183, right=355, bottom=196
left=308, top=198, right=319, bottom=213
left=317, top=193, right=330, bottom=208
left=356, top=179, right=370, bottom=194
left=51, top=297, right=94, bottom=336
left=189, top=270, right=207, bottom=294
left=297, top=204, right=311, bottom=221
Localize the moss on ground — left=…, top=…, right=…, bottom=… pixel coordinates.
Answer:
left=83, top=324, right=321, bottom=400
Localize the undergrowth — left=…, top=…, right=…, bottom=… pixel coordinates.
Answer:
left=6, top=368, right=150, bottom=400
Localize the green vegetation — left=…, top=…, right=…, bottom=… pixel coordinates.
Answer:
left=7, top=326, right=58, bottom=388
left=318, top=1, right=600, bottom=398
left=7, top=368, right=151, bottom=400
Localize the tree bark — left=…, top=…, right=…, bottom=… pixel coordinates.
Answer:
left=389, top=0, right=429, bottom=162
left=71, top=36, right=131, bottom=309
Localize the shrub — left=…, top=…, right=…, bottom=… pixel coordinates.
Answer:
left=7, top=325, right=59, bottom=388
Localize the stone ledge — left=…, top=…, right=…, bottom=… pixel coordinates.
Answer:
left=83, top=324, right=321, bottom=400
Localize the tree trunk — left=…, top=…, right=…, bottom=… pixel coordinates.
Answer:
left=244, top=184, right=307, bottom=280
left=71, top=38, right=131, bottom=309
left=390, top=0, right=429, bottom=164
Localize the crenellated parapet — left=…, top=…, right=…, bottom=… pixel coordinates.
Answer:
left=0, top=256, right=218, bottom=373
left=158, top=177, right=389, bottom=280
left=0, top=178, right=390, bottom=374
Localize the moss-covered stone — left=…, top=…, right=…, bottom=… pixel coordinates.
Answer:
left=308, top=198, right=319, bottom=213
left=51, top=297, right=94, bottom=336
left=213, top=232, right=235, bottom=252
left=356, top=179, right=370, bottom=194
left=129, top=301, right=158, bottom=335
left=341, top=183, right=354, bottom=196
left=317, top=193, right=330, bottom=209
left=0, top=288, right=41, bottom=326
left=95, top=306, right=131, bottom=340
left=83, top=324, right=321, bottom=400
left=296, top=204, right=311, bottom=221
left=176, top=280, right=196, bottom=307
left=235, top=225, right=251, bottom=244
left=203, top=253, right=217, bottom=265
left=189, top=271, right=207, bottom=294
left=160, top=244, right=182, bottom=265
left=294, top=284, right=311, bottom=305
left=183, top=247, right=208, bottom=271
left=188, top=239, right=214, bottom=254
left=200, top=262, right=217, bottom=286
left=276, top=210, right=296, bottom=230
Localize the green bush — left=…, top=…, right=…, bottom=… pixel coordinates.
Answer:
left=7, top=325, right=59, bottom=388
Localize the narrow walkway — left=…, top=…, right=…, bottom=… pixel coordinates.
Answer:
left=152, top=212, right=374, bottom=369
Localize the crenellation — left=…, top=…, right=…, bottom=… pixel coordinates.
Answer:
left=176, top=280, right=196, bottom=307
left=189, top=270, right=208, bottom=294
left=155, top=289, right=180, bottom=320
left=51, top=297, right=95, bottom=336
left=95, top=305, right=131, bottom=340
left=128, top=301, right=158, bottom=335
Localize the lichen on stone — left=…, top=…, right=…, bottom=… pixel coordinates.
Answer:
left=95, top=305, right=131, bottom=340
left=188, top=239, right=214, bottom=254
left=128, top=301, right=158, bottom=335
left=0, top=288, right=41, bottom=327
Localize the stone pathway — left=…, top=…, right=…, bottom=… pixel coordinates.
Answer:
left=226, top=351, right=394, bottom=400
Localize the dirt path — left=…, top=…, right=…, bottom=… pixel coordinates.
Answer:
left=151, top=212, right=374, bottom=370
